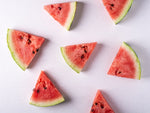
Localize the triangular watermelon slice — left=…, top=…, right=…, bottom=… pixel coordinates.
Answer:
left=107, top=42, right=141, bottom=80
left=61, top=42, right=97, bottom=73
left=102, top=0, right=133, bottom=24
left=44, top=2, right=76, bottom=30
left=90, top=90, right=114, bottom=113
left=30, top=71, right=65, bottom=107
left=7, top=29, right=45, bottom=71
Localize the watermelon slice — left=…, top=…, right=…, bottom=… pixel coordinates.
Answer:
left=30, top=71, right=65, bottom=107
left=44, top=2, right=76, bottom=30
left=61, top=42, right=97, bottom=73
left=102, top=0, right=133, bottom=24
left=7, top=29, right=45, bottom=71
left=107, top=42, right=141, bottom=80
left=90, top=90, right=114, bottom=113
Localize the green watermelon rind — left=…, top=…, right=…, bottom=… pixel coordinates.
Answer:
left=114, top=0, right=133, bottom=24
left=60, top=47, right=81, bottom=73
left=64, top=1, right=77, bottom=30
left=29, top=96, right=65, bottom=107
left=122, top=42, right=141, bottom=80
left=7, top=29, right=27, bottom=71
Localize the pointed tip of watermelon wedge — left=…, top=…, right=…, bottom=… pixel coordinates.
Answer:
left=29, top=96, right=65, bottom=107
left=122, top=42, right=141, bottom=80
left=60, top=47, right=81, bottom=73
left=114, top=0, right=133, bottom=24
left=7, top=29, right=27, bottom=71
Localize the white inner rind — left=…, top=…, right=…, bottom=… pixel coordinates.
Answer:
left=30, top=96, right=64, bottom=107
left=61, top=47, right=81, bottom=73
left=64, top=2, right=76, bottom=30
left=122, top=42, right=141, bottom=80
left=113, top=0, right=133, bottom=24
left=7, top=29, right=27, bottom=71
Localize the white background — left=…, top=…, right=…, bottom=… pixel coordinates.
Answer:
left=0, top=0, right=150, bottom=113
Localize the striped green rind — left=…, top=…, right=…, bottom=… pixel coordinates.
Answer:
left=7, top=29, right=26, bottom=71
left=64, top=1, right=77, bottom=30
left=114, top=0, right=133, bottom=24
left=60, top=47, right=81, bottom=73
left=29, top=96, right=65, bottom=107
left=122, top=42, right=141, bottom=80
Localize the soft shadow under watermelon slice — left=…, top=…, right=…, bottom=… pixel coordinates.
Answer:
left=61, top=42, right=97, bottom=73
left=90, top=90, right=114, bottom=113
left=7, top=29, right=45, bottom=71
left=30, top=71, right=65, bottom=107
left=107, top=42, right=141, bottom=80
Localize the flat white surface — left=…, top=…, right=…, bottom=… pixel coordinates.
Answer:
left=0, top=0, right=150, bottom=113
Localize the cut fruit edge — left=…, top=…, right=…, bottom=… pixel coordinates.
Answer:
left=113, top=0, right=133, bottom=24
left=64, top=1, right=77, bottom=30
left=30, top=96, right=65, bottom=107
left=7, top=29, right=27, bottom=71
left=60, top=47, right=81, bottom=73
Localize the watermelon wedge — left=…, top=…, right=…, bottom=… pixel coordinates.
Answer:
left=44, top=2, right=76, bottom=30
left=30, top=71, right=65, bottom=107
left=102, top=0, right=133, bottom=24
left=7, top=29, right=45, bottom=71
left=107, top=42, right=141, bottom=80
left=90, top=90, right=114, bottom=113
left=61, top=42, right=97, bottom=73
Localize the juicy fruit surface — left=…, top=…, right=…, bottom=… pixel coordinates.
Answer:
left=7, top=29, right=44, bottom=70
left=108, top=42, right=141, bottom=79
left=44, top=3, right=70, bottom=26
left=90, top=90, right=114, bottom=113
left=102, top=0, right=133, bottom=24
left=30, top=71, right=64, bottom=107
left=61, top=42, right=97, bottom=73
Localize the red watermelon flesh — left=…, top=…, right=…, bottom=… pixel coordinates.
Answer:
left=7, top=29, right=45, bottom=71
left=61, top=42, right=97, bottom=73
left=44, top=2, right=76, bottom=30
left=102, top=0, right=133, bottom=24
left=30, top=71, right=64, bottom=107
left=107, top=42, right=141, bottom=79
left=90, top=90, right=114, bottom=113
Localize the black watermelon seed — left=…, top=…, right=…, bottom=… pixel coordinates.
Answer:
left=32, top=51, right=35, bottom=54
left=100, top=103, right=104, bottom=109
left=20, top=36, right=23, bottom=40
left=44, top=87, right=47, bottom=89
left=27, top=38, right=31, bottom=45
left=81, top=54, right=85, bottom=59
left=84, top=49, right=87, bottom=53
left=110, top=4, right=114, bottom=7
left=37, top=89, right=40, bottom=93
left=91, top=109, right=94, bottom=112
left=58, top=7, right=62, bottom=10
left=118, top=71, right=122, bottom=74
left=36, top=49, right=39, bottom=52
left=95, top=102, right=98, bottom=105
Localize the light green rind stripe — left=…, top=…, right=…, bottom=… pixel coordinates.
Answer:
left=114, top=0, right=133, bottom=24
left=60, top=47, right=81, bottom=73
left=122, top=42, right=141, bottom=80
left=29, top=97, right=65, bottom=107
left=7, top=29, right=26, bottom=71
left=64, top=2, right=77, bottom=30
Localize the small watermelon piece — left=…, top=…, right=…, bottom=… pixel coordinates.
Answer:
left=61, top=42, right=97, bottom=73
left=30, top=71, right=65, bottom=107
left=44, top=2, right=76, bottom=30
left=90, top=90, right=114, bottom=113
left=107, top=42, right=141, bottom=80
left=7, top=29, right=45, bottom=71
left=102, top=0, right=133, bottom=24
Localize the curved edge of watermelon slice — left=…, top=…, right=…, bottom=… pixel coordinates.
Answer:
left=122, top=42, right=141, bottom=80
left=29, top=96, right=65, bottom=107
left=64, top=1, right=77, bottom=30
left=114, top=0, right=133, bottom=24
left=7, top=29, right=27, bottom=71
left=60, top=47, right=81, bottom=73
